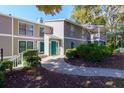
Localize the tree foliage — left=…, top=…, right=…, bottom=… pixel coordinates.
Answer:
left=71, top=5, right=124, bottom=28
left=71, top=5, right=101, bottom=23
left=36, top=5, right=62, bottom=15
left=71, top=5, right=124, bottom=48
left=102, top=5, right=124, bottom=32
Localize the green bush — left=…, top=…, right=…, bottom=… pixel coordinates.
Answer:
left=23, top=50, right=41, bottom=67
left=0, top=63, right=6, bottom=72
left=0, top=71, right=5, bottom=87
left=76, top=44, right=113, bottom=63
left=1, top=61, right=13, bottom=71
left=65, top=48, right=77, bottom=59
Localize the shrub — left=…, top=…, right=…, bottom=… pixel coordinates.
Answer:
left=0, top=71, right=5, bottom=87
left=0, top=63, right=5, bottom=72
left=23, top=50, right=41, bottom=67
left=1, top=61, right=13, bottom=71
left=77, top=44, right=113, bottom=63
left=65, top=48, right=77, bottom=59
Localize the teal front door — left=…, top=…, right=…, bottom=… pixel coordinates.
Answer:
left=51, top=41, right=58, bottom=55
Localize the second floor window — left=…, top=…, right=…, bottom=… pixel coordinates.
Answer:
left=27, top=25, right=33, bottom=36
left=19, top=23, right=26, bottom=35
left=40, top=27, right=44, bottom=37
left=19, top=22, right=33, bottom=36
left=70, top=25, right=74, bottom=37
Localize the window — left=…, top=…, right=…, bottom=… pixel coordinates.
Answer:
left=71, top=42, right=74, bottom=48
left=71, top=25, right=74, bottom=32
left=19, top=41, right=26, bottom=53
left=27, top=25, right=33, bottom=36
left=40, top=27, right=44, bottom=37
left=40, top=42, right=44, bottom=53
left=19, top=23, right=26, bottom=35
left=27, top=41, right=33, bottom=49
left=70, top=25, right=74, bottom=37
left=19, top=41, right=33, bottom=53
left=19, top=22, right=33, bottom=36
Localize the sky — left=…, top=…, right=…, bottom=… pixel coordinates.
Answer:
left=0, top=5, right=73, bottom=22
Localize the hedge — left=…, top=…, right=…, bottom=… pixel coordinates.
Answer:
left=65, top=44, right=113, bottom=63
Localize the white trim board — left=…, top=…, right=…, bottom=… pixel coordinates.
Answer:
left=0, top=33, right=12, bottom=37
left=14, top=35, right=43, bottom=40
left=0, top=33, right=43, bottom=40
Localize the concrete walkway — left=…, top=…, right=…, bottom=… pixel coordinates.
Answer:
left=41, top=55, right=124, bottom=79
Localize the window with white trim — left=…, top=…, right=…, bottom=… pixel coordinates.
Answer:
left=19, top=22, right=33, bottom=36
left=19, top=41, right=26, bottom=53
left=27, top=41, right=33, bottom=49
left=19, top=22, right=26, bottom=35
left=19, top=41, right=33, bottom=53
left=26, top=25, right=33, bottom=36
left=40, top=27, right=44, bottom=37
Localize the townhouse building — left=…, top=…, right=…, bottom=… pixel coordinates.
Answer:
left=0, top=13, right=107, bottom=58
left=0, top=13, right=52, bottom=58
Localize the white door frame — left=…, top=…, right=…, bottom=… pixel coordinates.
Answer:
left=49, top=40, right=59, bottom=56
left=37, top=41, right=44, bottom=54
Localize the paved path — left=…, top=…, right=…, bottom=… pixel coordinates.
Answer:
left=41, top=55, right=124, bottom=79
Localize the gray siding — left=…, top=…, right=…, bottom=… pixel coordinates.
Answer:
left=64, top=38, right=83, bottom=52
left=0, top=15, right=12, bottom=34
left=0, top=36, right=12, bottom=57
left=64, top=21, right=82, bottom=39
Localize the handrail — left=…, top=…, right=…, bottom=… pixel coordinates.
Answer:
left=9, top=52, right=23, bottom=69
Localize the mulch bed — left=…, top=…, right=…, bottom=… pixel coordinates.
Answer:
left=65, top=53, right=124, bottom=70
left=4, top=67, right=124, bottom=88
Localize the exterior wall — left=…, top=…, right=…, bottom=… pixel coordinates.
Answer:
left=44, top=34, right=50, bottom=56
left=44, top=26, right=53, bottom=34
left=0, top=36, right=12, bottom=57
left=12, top=18, right=46, bottom=56
left=63, top=21, right=89, bottom=53
left=64, top=38, right=83, bottom=51
left=45, top=21, right=64, bottom=55
left=45, top=20, right=90, bottom=55
left=0, top=14, right=48, bottom=57
left=13, top=18, right=45, bottom=37
left=0, top=14, right=12, bottom=34
left=13, top=18, right=18, bottom=35
left=64, top=21, right=82, bottom=39
left=45, top=21, right=64, bottom=38
left=82, top=29, right=91, bottom=42
left=0, top=14, right=12, bottom=57
left=13, top=37, right=43, bottom=55
left=0, top=13, right=97, bottom=57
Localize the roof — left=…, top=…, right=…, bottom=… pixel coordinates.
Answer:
left=45, top=19, right=83, bottom=27
left=0, top=12, right=48, bottom=27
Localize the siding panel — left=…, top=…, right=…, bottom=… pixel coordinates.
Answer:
left=0, top=15, right=12, bottom=34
